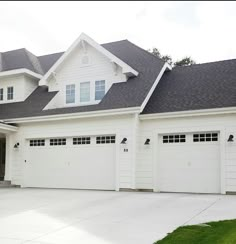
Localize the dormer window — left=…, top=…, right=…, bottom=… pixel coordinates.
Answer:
left=66, top=84, right=75, bottom=104
left=95, top=80, right=105, bottom=101
left=0, top=89, right=3, bottom=101
left=7, top=87, right=14, bottom=100
left=80, top=82, right=90, bottom=103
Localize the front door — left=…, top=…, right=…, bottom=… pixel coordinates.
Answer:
left=0, top=138, right=6, bottom=180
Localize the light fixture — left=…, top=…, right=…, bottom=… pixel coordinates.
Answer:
left=14, top=143, right=19, bottom=149
left=120, top=138, right=127, bottom=144
left=144, top=139, right=150, bottom=145
left=228, top=135, right=234, bottom=142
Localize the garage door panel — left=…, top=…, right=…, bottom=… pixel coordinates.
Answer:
left=24, top=137, right=116, bottom=190
left=158, top=132, right=220, bottom=193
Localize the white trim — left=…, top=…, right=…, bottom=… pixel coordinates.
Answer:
left=140, top=63, right=170, bottom=112
left=39, top=33, right=138, bottom=86
left=3, top=107, right=141, bottom=124
left=0, top=122, right=18, bottom=133
left=0, top=69, right=42, bottom=79
left=153, top=125, right=225, bottom=194
left=140, top=107, right=236, bottom=120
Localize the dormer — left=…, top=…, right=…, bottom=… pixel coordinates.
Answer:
left=40, top=33, right=139, bottom=109
left=0, top=70, right=41, bottom=104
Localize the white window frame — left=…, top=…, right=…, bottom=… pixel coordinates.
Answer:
left=0, top=88, right=3, bottom=101
left=95, top=80, right=105, bottom=101
left=80, top=81, right=90, bottom=103
left=66, top=84, right=75, bottom=104
left=7, top=86, right=14, bottom=100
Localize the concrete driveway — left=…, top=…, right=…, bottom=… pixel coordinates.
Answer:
left=0, top=189, right=236, bottom=244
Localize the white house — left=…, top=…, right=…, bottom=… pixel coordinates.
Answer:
left=0, top=33, right=236, bottom=194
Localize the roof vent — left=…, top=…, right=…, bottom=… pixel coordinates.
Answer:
left=81, top=55, right=89, bottom=65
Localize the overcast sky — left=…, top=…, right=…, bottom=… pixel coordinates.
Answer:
left=0, top=1, right=236, bottom=63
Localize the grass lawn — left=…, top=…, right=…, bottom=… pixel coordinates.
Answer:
left=155, top=219, right=236, bottom=244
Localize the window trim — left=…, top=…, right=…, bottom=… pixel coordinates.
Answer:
left=66, top=84, right=75, bottom=104
left=0, top=88, right=3, bottom=101
left=29, top=139, right=45, bottom=147
left=96, top=135, right=116, bottom=144
left=7, top=86, right=14, bottom=100
left=80, top=81, right=90, bottom=103
left=73, top=137, right=91, bottom=145
left=162, top=134, right=186, bottom=144
left=95, top=80, right=105, bottom=101
left=50, top=138, right=67, bottom=146
left=193, top=133, right=218, bottom=142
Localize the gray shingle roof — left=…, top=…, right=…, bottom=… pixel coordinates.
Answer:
left=142, top=59, right=236, bottom=114
left=0, top=48, right=44, bottom=74
left=38, top=52, right=64, bottom=73
left=0, top=40, right=165, bottom=120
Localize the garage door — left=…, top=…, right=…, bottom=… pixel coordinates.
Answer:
left=158, top=132, right=220, bottom=193
left=24, top=135, right=116, bottom=190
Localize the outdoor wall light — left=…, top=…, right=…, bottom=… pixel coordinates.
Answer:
left=120, top=138, right=127, bottom=144
left=144, top=139, right=150, bottom=145
left=14, top=143, right=19, bottom=149
left=228, top=135, right=234, bottom=142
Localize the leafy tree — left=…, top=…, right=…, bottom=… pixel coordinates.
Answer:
left=148, top=48, right=196, bottom=67
left=148, top=48, right=173, bottom=65
left=174, top=57, right=196, bottom=67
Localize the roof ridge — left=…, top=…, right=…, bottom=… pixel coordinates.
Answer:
left=173, top=58, right=236, bottom=69
left=25, top=49, right=44, bottom=75
left=37, top=51, right=64, bottom=58
left=101, top=39, right=128, bottom=46
left=1, top=47, right=26, bottom=54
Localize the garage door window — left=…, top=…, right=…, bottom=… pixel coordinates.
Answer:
left=73, top=137, right=90, bottom=145
left=30, top=139, right=45, bottom=147
left=96, top=136, right=115, bottom=144
left=193, top=133, right=218, bottom=142
left=50, top=138, right=66, bottom=146
left=163, top=134, right=186, bottom=143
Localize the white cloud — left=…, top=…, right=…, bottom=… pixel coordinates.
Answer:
left=0, top=1, right=236, bottom=63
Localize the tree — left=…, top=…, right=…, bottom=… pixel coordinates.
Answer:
left=174, top=57, right=196, bottom=67
left=148, top=48, right=173, bottom=65
left=148, top=47, right=196, bottom=67
left=148, top=47, right=161, bottom=58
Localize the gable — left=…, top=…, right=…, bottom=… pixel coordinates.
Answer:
left=39, top=33, right=138, bottom=87
left=45, top=42, right=127, bottom=109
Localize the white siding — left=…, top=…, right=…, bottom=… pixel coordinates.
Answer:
left=0, top=74, right=38, bottom=104
left=8, top=114, right=134, bottom=189
left=5, top=111, right=236, bottom=193
left=45, top=44, right=127, bottom=109
left=138, top=114, right=236, bottom=192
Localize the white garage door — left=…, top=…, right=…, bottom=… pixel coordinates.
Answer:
left=158, top=132, right=220, bottom=193
left=24, top=135, right=116, bottom=190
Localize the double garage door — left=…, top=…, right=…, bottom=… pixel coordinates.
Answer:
left=158, top=132, right=221, bottom=194
left=24, top=135, right=116, bottom=190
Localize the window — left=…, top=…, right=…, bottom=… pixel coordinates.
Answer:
left=50, top=138, right=66, bottom=146
left=96, top=135, right=116, bottom=144
left=80, top=82, right=90, bottom=102
left=95, top=80, right=105, bottom=101
left=29, top=139, right=45, bottom=147
left=7, top=87, right=13, bottom=100
left=73, top=137, right=90, bottom=145
left=66, top=84, right=75, bottom=104
left=0, top=88, right=3, bottom=101
left=193, top=133, right=218, bottom=142
left=163, top=134, right=186, bottom=143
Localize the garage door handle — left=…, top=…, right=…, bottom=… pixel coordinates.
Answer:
left=25, top=160, right=27, bottom=163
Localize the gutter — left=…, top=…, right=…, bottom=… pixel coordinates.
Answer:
left=0, top=68, right=42, bottom=79
left=139, top=107, right=236, bottom=120
left=3, top=107, right=141, bottom=124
